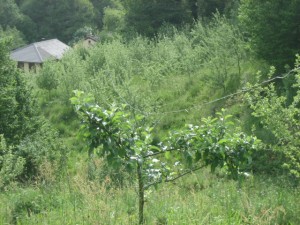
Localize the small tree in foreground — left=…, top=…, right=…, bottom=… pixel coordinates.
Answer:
left=71, top=90, right=259, bottom=224
left=245, top=56, right=300, bottom=179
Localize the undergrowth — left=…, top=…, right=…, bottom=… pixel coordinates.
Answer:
left=0, top=157, right=299, bottom=225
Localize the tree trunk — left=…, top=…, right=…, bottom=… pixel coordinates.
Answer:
left=88, top=147, right=95, bottom=180
left=137, top=161, right=144, bottom=224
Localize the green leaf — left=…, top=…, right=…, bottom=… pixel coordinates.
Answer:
left=217, top=139, right=227, bottom=144
left=150, top=145, right=161, bottom=152
left=165, top=151, right=171, bottom=160
left=195, top=150, right=201, bottom=162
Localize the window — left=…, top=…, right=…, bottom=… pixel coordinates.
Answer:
left=29, top=63, right=36, bottom=72
left=17, top=62, right=24, bottom=69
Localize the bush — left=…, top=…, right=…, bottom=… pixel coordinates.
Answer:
left=245, top=57, right=300, bottom=179
left=0, top=135, right=25, bottom=189
left=17, top=122, right=67, bottom=181
left=10, top=188, right=46, bottom=224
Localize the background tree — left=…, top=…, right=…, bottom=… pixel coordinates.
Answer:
left=122, top=0, right=240, bottom=37
left=102, top=1, right=125, bottom=33
left=0, top=38, right=67, bottom=184
left=90, top=0, right=113, bottom=29
left=70, top=26, right=96, bottom=45
left=0, top=26, right=26, bottom=50
left=124, top=0, right=193, bottom=36
left=195, top=0, right=237, bottom=19
left=191, top=14, right=247, bottom=94
left=238, top=0, right=300, bottom=69
left=0, top=37, right=37, bottom=145
left=0, top=0, right=23, bottom=28
left=0, top=0, right=35, bottom=42
left=99, top=0, right=126, bottom=40
left=20, top=0, right=95, bottom=42
left=36, top=62, right=59, bottom=98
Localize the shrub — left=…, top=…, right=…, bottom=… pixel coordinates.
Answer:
left=0, top=135, right=25, bottom=189
left=245, top=57, right=300, bottom=179
left=17, top=122, right=67, bottom=181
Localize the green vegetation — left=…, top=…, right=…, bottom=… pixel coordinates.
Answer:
left=1, top=169, right=299, bottom=225
left=0, top=38, right=36, bottom=145
left=70, top=91, right=259, bottom=223
left=1, top=1, right=300, bottom=224
left=239, top=0, right=300, bottom=68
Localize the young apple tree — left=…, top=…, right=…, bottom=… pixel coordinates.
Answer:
left=71, top=90, right=259, bottom=224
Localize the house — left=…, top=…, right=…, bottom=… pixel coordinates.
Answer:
left=10, top=39, right=70, bottom=72
left=81, top=35, right=99, bottom=48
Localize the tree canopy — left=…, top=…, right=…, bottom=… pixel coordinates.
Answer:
left=19, top=0, right=95, bottom=42
left=0, top=37, right=37, bottom=145
left=239, top=0, right=300, bottom=68
left=0, top=0, right=244, bottom=43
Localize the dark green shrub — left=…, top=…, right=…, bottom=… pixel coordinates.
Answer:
left=0, top=135, right=25, bottom=189
left=17, top=122, right=67, bottom=181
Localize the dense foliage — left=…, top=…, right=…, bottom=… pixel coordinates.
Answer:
left=0, top=1, right=300, bottom=224
left=0, top=0, right=240, bottom=42
left=245, top=58, right=300, bottom=179
left=0, top=38, right=36, bottom=145
left=239, top=0, right=300, bottom=68
left=0, top=38, right=66, bottom=188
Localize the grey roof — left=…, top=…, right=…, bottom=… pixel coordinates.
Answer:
left=85, top=35, right=99, bottom=42
left=10, top=39, right=70, bottom=63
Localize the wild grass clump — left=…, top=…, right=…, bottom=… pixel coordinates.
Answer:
left=1, top=165, right=298, bottom=225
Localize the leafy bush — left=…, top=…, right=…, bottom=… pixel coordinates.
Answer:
left=0, top=37, right=67, bottom=187
left=36, top=63, right=59, bottom=94
left=191, top=14, right=247, bottom=94
left=0, top=38, right=38, bottom=146
left=245, top=57, right=300, bottom=179
left=10, top=188, right=47, bottom=224
left=0, top=135, right=25, bottom=189
left=17, top=122, right=67, bottom=181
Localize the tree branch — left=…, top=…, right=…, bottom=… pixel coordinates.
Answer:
left=144, top=164, right=206, bottom=190
left=143, top=147, right=179, bottom=158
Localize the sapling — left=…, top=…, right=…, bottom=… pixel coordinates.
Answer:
left=71, top=90, right=259, bottom=224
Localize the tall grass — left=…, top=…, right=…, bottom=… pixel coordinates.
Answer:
left=1, top=161, right=299, bottom=224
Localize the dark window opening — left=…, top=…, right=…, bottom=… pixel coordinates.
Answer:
left=17, top=62, right=24, bottom=69
left=29, top=63, right=35, bottom=72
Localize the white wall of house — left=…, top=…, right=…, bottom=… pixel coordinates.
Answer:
left=82, top=38, right=97, bottom=48
left=24, top=62, right=29, bottom=72
left=18, top=62, right=41, bottom=73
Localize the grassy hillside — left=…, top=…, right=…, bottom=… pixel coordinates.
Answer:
left=35, top=16, right=266, bottom=137
left=1, top=16, right=299, bottom=225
